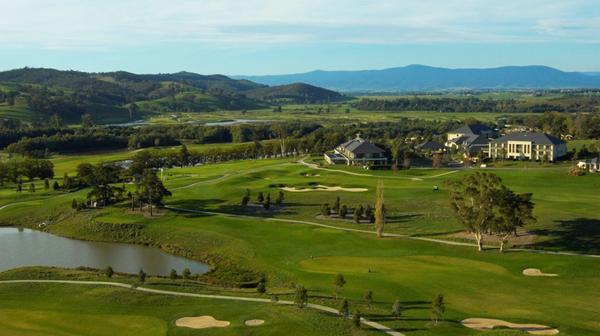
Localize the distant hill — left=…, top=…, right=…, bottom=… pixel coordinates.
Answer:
left=237, top=65, right=600, bottom=92
left=245, top=83, right=343, bottom=103
left=0, top=68, right=343, bottom=123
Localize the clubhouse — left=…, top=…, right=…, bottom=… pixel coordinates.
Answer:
left=324, top=134, right=387, bottom=166
left=488, top=132, right=567, bottom=161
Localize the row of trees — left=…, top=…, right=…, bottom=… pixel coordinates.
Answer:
left=241, top=189, right=285, bottom=209
left=354, top=96, right=600, bottom=114
left=320, top=182, right=386, bottom=237
left=0, top=158, right=54, bottom=185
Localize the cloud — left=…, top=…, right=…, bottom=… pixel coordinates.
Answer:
left=0, top=0, right=599, bottom=50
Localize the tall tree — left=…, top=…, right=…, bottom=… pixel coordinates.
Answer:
left=294, top=285, right=308, bottom=308
left=392, top=299, right=403, bottom=319
left=138, top=168, right=171, bottom=216
left=494, top=190, right=535, bottom=252
left=334, top=273, right=346, bottom=299
left=339, top=299, right=350, bottom=318
left=431, top=294, right=445, bottom=326
left=449, top=172, right=503, bottom=251
left=374, top=180, right=386, bottom=238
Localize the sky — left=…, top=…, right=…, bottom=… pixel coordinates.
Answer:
left=0, top=0, right=599, bottom=75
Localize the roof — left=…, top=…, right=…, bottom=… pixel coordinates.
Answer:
left=337, top=135, right=385, bottom=154
left=492, top=132, right=566, bottom=145
left=449, top=124, right=493, bottom=136
left=417, top=141, right=445, bottom=151
left=579, top=157, right=599, bottom=164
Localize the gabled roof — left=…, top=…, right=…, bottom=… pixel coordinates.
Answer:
left=492, top=132, right=565, bottom=145
left=450, top=124, right=493, bottom=136
left=337, top=136, right=385, bottom=154
left=417, top=140, right=445, bottom=151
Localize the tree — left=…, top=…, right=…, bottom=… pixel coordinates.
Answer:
left=275, top=190, right=284, bottom=206
left=138, top=268, right=146, bottom=283
left=294, top=285, right=308, bottom=308
left=257, top=282, right=266, bottom=294
left=169, top=269, right=178, bottom=280
left=63, top=172, right=72, bottom=190
left=48, top=114, right=62, bottom=128
left=16, top=182, right=22, bottom=192
left=81, top=113, right=94, bottom=128
left=432, top=153, right=443, bottom=168
left=257, top=191, right=264, bottom=203
left=334, top=273, right=346, bottom=298
left=182, top=268, right=191, bottom=280
left=352, top=310, right=361, bottom=328
left=52, top=180, right=59, bottom=190
left=263, top=192, right=271, bottom=209
left=321, top=203, right=331, bottom=216
left=179, top=144, right=190, bottom=167
left=354, top=205, right=363, bottom=223
left=105, top=266, right=114, bottom=278
left=392, top=299, right=403, bottom=319
left=390, top=137, right=403, bottom=170
left=28, top=183, right=35, bottom=192
left=494, top=190, right=535, bottom=252
left=339, top=205, right=348, bottom=218
left=138, top=168, right=171, bottom=216
left=128, top=103, right=139, bottom=120
left=241, top=195, right=250, bottom=206
left=71, top=199, right=79, bottom=210
left=364, top=290, right=373, bottom=307
left=431, top=294, right=445, bottom=326
left=374, top=180, right=386, bottom=237
left=333, top=196, right=340, bottom=213
left=339, top=299, right=350, bottom=318
left=44, top=178, right=50, bottom=189
left=449, top=172, right=503, bottom=251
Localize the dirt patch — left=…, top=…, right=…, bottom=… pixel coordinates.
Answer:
left=462, top=318, right=559, bottom=335
left=447, top=229, right=537, bottom=247
left=175, top=316, right=230, bottom=329
left=281, top=185, right=368, bottom=193
left=245, top=319, right=265, bottom=326
left=522, top=268, right=558, bottom=277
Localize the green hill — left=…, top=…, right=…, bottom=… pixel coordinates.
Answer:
left=0, top=68, right=343, bottom=124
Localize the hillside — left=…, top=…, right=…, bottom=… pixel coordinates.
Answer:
left=245, top=83, right=344, bottom=103
left=0, top=68, right=343, bottom=123
left=237, top=65, right=600, bottom=92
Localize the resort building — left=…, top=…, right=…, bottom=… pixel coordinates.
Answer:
left=488, top=132, right=567, bottom=161
left=324, top=134, right=387, bottom=166
left=446, top=124, right=496, bottom=156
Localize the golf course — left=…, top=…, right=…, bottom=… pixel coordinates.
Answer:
left=1, top=147, right=599, bottom=335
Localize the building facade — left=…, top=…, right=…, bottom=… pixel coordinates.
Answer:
left=324, top=134, right=387, bottom=166
left=446, top=124, right=496, bottom=156
left=488, top=132, right=567, bottom=161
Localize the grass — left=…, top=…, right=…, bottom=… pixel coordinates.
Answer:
left=1, top=154, right=600, bottom=335
left=0, top=278, right=361, bottom=336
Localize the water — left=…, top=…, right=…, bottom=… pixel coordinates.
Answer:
left=0, top=227, right=209, bottom=276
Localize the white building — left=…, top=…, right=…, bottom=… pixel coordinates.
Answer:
left=488, top=132, right=567, bottom=161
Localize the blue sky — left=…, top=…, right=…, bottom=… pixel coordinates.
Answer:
left=1, top=0, right=599, bottom=75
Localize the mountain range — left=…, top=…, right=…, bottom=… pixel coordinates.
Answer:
left=236, top=65, right=600, bottom=92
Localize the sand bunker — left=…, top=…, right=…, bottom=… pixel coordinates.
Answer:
left=462, top=318, right=559, bottom=335
left=175, top=316, right=230, bottom=329
left=245, top=319, right=265, bottom=326
left=281, top=184, right=368, bottom=192
left=523, top=268, right=558, bottom=277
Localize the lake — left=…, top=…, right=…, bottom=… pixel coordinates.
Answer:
left=0, top=227, right=209, bottom=276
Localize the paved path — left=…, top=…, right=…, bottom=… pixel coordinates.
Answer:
left=166, top=206, right=600, bottom=258
left=298, top=158, right=459, bottom=180
left=0, top=279, right=405, bottom=336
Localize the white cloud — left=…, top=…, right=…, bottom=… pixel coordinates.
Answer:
left=0, top=0, right=599, bottom=49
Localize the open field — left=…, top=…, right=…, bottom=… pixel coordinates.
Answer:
left=1, top=153, right=600, bottom=335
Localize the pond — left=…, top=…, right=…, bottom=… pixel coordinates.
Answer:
left=0, top=227, right=209, bottom=276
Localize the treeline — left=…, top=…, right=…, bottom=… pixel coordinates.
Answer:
left=506, top=112, right=600, bottom=138
left=353, top=97, right=600, bottom=113
left=0, top=159, right=54, bottom=185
